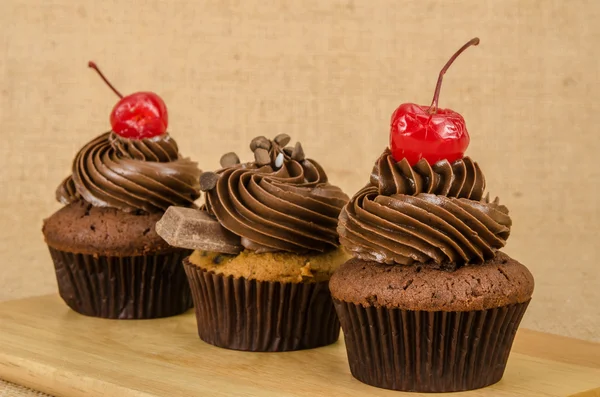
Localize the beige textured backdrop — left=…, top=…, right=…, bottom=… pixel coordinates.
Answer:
left=0, top=0, right=598, bottom=341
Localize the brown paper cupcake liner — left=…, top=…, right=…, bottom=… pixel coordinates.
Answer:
left=49, top=247, right=193, bottom=319
left=334, top=299, right=530, bottom=392
left=184, top=257, right=340, bottom=351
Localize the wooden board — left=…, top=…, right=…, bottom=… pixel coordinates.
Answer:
left=0, top=295, right=599, bottom=397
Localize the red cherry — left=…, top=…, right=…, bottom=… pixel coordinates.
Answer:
left=390, top=38, right=479, bottom=165
left=88, top=62, right=168, bottom=139
left=109, top=92, right=168, bottom=139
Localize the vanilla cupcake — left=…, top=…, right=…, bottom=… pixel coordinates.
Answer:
left=157, top=134, right=350, bottom=351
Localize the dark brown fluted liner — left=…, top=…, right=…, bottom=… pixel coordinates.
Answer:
left=49, top=247, right=193, bottom=319
left=184, top=258, right=340, bottom=351
left=334, top=300, right=530, bottom=392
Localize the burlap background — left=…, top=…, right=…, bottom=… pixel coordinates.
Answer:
left=0, top=0, right=598, bottom=342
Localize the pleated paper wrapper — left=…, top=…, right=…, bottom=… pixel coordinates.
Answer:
left=49, top=247, right=193, bottom=319
left=334, top=299, right=530, bottom=392
left=184, top=258, right=340, bottom=352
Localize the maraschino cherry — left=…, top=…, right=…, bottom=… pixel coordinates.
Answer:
left=390, top=38, right=480, bottom=165
left=88, top=62, right=168, bottom=139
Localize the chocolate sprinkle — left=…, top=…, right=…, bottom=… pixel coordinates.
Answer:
left=199, top=172, right=219, bottom=191
left=274, top=133, right=291, bottom=147
left=220, top=152, right=240, bottom=168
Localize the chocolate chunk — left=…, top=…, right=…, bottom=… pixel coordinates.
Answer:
left=274, top=133, right=291, bottom=147
left=155, top=207, right=242, bottom=254
left=220, top=152, right=240, bottom=168
left=199, top=172, right=219, bottom=191
left=250, top=136, right=271, bottom=151
left=291, top=142, right=305, bottom=161
left=254, top=148, right=271, bottom=165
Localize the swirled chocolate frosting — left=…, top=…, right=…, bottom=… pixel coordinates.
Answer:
left=338, top=149, right=511, bottom=266
left=201, top=135, right=349, bottom=254
left=56, top=132, right=201, bottom=213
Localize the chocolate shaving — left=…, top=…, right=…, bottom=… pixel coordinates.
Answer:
left=155, top=207, right=242, bottom=254
left=274, top=133, right=291, bottom=147
left=292, top=142, right=305, bottom=161
left=220, top=152, right=240, bottom=168
left=199, top=172, right=219, bottom=191
left=254, top=148, right=271, bottom=165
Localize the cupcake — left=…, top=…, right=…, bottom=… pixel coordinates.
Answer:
left=42, top=62, right=201, bottom=319
left=156, top=134, right=350, bottom=351
left=330, top=38, right=534, bottom=392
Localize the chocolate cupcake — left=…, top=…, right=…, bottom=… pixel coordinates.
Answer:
left=42, top=63, right=201, bottom=319
left=156, top=134, right=350, bottom=351
left=330, top=38, right=534, bottom=392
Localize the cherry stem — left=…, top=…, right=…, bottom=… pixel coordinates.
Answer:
left=428, top=37, right=480, bottom=114
left=88, top=61, right=123, bottom=99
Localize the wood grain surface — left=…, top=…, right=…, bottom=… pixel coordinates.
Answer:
left=0, top=295, right=599, bottom=397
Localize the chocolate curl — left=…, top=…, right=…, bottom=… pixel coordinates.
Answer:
left=156, top=207, right=242, bottom=254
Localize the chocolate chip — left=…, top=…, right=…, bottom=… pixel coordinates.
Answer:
left=199, top=172, right=219, bottom=191
left=220, top=152, right=240, bottom=168
left=257, top=139, right=271, bottom=150
left=250, top=136, right=270, bottom=151
left=273, top=133, right=291, bottom=147
left=365, top=295, right=378, bottom=305
left=274, top=153, right=284, bottom=168
left=213, top=255, right=225, bottom=264
left=254, top=148, right=271, bottom=165
left=291, top=141, right=305, bottom=161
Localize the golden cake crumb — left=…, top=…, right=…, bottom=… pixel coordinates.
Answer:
left=188, top=247, right=351, bottom=283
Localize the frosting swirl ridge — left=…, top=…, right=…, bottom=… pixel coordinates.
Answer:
left=203, top=136, right=349, bottom=254
left=338, top=149, right=511, bottom=266
left=371, top=148, right=485, bottom=200
left=57, top=132, right=201, bottom=213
